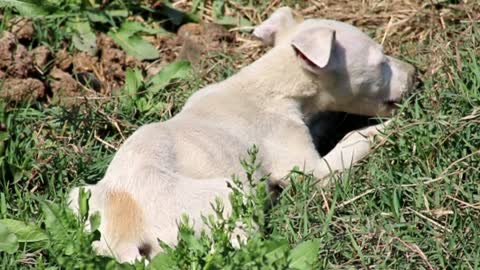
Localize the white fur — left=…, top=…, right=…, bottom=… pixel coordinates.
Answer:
left=68, top=7, right=415, bottom=263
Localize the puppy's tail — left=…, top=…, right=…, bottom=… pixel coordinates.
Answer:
left=68, top=185, right=151, bottom=263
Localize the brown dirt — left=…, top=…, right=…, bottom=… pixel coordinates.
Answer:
left=177, top=22, right=235, bottom=50
left=73, top=52, right=98, bottom=73
left=2, top=0, right=476, bottom=105
left=55, top=49, right=73, bottom=71
left=11, top=44, right=34, bottom=78
left=0, top=3, right=242, bottom=105
left=0, top=32, right=16, bottom=71
left=0, top=31, right=35, bottom=78
left=48, top=68, right=81, bottom=105
left=172, top=0, right=478, bottom=73
left=176, top=22, right=236, bottom=69
left=8, top=18, right=34, bottom=41
left=0, top=78, right=45, bottom=101
left=100, top=48, right=125, bottom=87
left=31, top=46, right=51, bottom=71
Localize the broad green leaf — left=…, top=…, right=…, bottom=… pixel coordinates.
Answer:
left=288, top=240, right=321, bottom=270
left=0, top=131, right=9, bottom=142
left=0, top=222, right=18, bottom=254
left=0, top=0, right=49, bottom=17
left=87, top=10, right=128, bottom=23
left=135, top=97, right=149, bottom=113
left=212, top=0, right=224, bottom=19
left=125, top=68, right=143, bottom=97
left=78, top=187, right=91, bottom=220
left=145, top=102, right=167, bottom=116
left=215, top=16, right=252, bottom=28
left=0, top=219, right=48, bottom=244
left=89, top=212, right=101, bottom=232
left=118, top=21, right=166, bottom=36
left=68, top=20, right=97, bottom=55
left=65, top=243, right=74, bottom=256
left=178, top=225, right=203, bottom=252
left=41, top=201, right=63, bottom=232
left=190, top=0, right=201, bottom=13
left=149, top=252, right=176, bottom=269
left=105, top=9, right=129, bottom=18
left=0, top=193, right=6, bottom=217
left=147, top=60, right=192, bottom=94
left=108, top=22, right=159, bottom=61
left=86, top=11, right=109, bottom=23
left=110, top=33, right=159, bottom=61
left=264, top=239, right=289, bottom=264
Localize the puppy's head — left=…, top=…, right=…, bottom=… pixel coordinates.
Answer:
left=254, top=7, right=416, bottom=117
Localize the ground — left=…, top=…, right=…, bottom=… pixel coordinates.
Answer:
left=0, top=0, right=479, bottom=269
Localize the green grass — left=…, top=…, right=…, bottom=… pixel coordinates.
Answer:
left=1, top=1, right=479, bottom=269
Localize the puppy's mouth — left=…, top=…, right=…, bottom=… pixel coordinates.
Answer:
left=383, top=99, right=401, bottom=108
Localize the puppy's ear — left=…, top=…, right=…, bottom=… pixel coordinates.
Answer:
left=291, top=27, right=336, bottom=70
left=253, top=7, right=298, bottom=46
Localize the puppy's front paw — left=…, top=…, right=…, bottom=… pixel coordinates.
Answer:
left=323, top=120, right=392, bottom=173
left=345, top=119, right=390, bottom=143
left=360, top=119, right=391, bottom=146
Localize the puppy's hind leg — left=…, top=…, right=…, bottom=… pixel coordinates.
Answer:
left=173, top=177, right=256, bottom=249
left=68, top=182, right=148, bottom=263
left=68, top=184, right=104, bottom=230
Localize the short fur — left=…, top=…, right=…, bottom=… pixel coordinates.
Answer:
left=69, top=7, right=415, bottom=262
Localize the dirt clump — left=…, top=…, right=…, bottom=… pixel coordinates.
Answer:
left=177, top=23, right=204, bottom=43
left=9, top=18, right=34, bottom=41
left=11, top=44, right=34, bottom=78
left=0, top=31, right=35, bottom=78
left=101, top=48, right=125, bottom=77
left=1, top=14, right=236, bottom=103
left=0, top=32, right=17, bottom=71
left=0, top=78, right=45, bottom=101
left=96, top=33, right=116, bottom=50
left=204, top=23, right=235, bottom=45
left=175, top=23, right=235, bottom=70
left=154, top=34, right=178, bottom=64
left=73, top=52, right=98, bottom=73
left=48, top=68, right=81, bottom=105
left=96, top=33, right=129, bottom=92
left=126, top=54, right=144, bottom=69
left=55, top=49, right=73, bottom=71
left=31, top=46, right=51, bottom=71
left=177, top=38, right=203, bottom=67
left=177, top=22, right=235, bottom=50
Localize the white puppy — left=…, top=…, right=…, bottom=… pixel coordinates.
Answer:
left=69, top=7, right=415, bottom=262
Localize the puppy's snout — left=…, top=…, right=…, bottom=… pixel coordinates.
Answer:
left=392, top=58, right=416, bottom=95
left=405, top=63, right=416, bottom=91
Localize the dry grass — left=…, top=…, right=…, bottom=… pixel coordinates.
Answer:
left=173, top=0, right=479, bottom=79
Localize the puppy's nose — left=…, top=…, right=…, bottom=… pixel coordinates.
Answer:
left=404, top=62, right=416, bottom=92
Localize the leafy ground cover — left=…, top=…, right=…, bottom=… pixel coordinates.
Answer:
left=0, top=0, right=479, bottom=269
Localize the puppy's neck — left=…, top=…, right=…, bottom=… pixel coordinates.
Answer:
left=232, top=46, right=315, bottom=98
left=182, top=45, right=334, bottom=121
left=231, top=45, right=334, bottom=117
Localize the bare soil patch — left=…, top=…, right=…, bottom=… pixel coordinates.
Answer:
left=0, top=15, right=237, bottom=105
left=1, top=0, right=478, bottom=105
